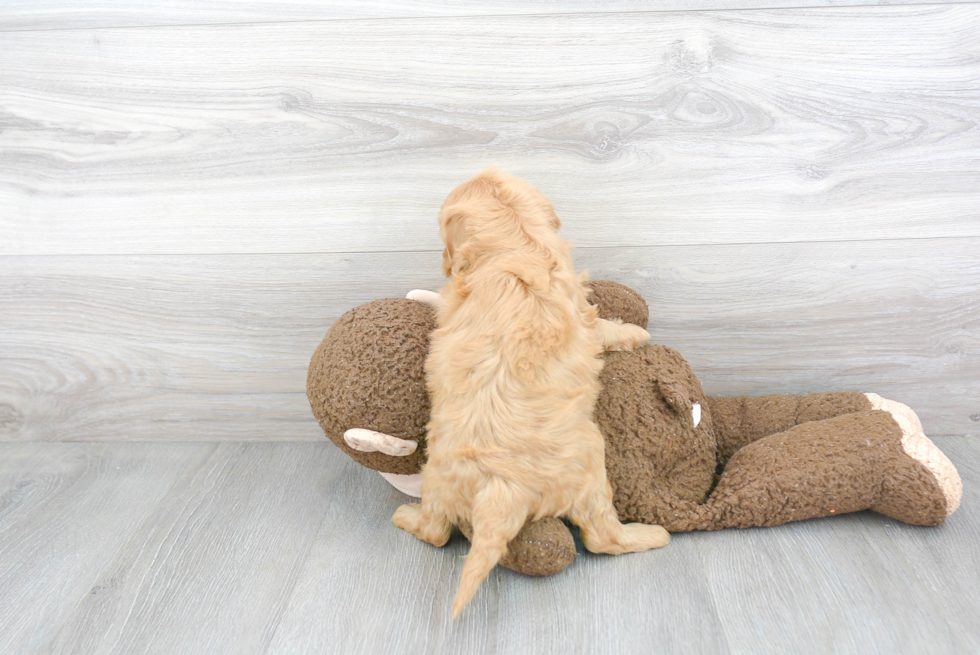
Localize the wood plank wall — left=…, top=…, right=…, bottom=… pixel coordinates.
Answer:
left=1, top=3, right=978, bottom=439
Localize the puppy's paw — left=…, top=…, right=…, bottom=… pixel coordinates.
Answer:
left=622, top=522, right=670, bottom=551
left=393, top=503, right=422, bottom=533
left=598, top=318, right=650, bottom=352
left=615, top=324, right=651, bottom=351
left=393, top=503, right=451, bottom=547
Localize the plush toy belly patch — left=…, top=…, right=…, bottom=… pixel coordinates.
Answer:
left=307, top=280, right=962, bottom=577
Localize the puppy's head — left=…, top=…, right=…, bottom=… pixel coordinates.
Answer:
left=438, top=169, right=563, bottom=279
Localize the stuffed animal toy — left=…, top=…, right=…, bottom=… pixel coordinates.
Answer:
left=307, top=281, right=962, bottom=577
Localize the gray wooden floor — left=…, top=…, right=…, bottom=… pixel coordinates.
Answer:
left=0, top=437, right=976, bottom=655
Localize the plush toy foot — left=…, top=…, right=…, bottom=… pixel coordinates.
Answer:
left=458, top=517, right=577, bottom=577
left=865, top=394, right=963, bottom=515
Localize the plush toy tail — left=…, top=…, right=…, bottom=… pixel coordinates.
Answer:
left=452, top=488, right=526, bottom=618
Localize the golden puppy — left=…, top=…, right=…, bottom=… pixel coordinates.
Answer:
left=393, top=169, right=669, bottom=617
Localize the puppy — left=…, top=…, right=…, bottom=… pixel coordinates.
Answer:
left=393, top=169, right=669, bottom=617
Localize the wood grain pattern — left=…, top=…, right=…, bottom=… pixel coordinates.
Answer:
left=2, top=6, right=978, bottom=255
left=2, top=440, right=972, bottom=654
left=2, top=0, right=977, bottom=32
left=40, top=442, right=342, bottom=655
left=1, top=237, right=976, bottom=441
left=0, top=442, right=213, bottom=655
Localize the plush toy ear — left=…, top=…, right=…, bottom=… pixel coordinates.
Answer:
left=654, top=357, right=706, bottom=428
left=657, top=377, right=695, bottom=418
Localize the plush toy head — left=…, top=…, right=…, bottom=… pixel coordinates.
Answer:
left=307, top=298, right=434, bottom=476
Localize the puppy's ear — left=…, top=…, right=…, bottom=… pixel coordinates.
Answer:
left=440, top=210, right=471, bottom=278
left=442, top=246, right=454, bottom=278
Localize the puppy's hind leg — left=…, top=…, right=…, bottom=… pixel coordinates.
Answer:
left=452, top=484, right=526, bottom=618
left=597, top=318, right=650, bottom=352
left=393, top=498, right=453, bottom=548
left=570, top=474, right=669, bottom=555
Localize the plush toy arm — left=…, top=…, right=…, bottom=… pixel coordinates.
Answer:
left=706, top=392, right=873, bottom=466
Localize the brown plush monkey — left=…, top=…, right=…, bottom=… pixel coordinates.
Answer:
left=307, top=282, right=961, bottom=576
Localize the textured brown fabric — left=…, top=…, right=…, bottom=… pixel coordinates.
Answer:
left=458, top=518, right=577, bottom=577
left=707, top=392, right=874, bottom=466
left=585, top=280, right=649, bottom=329
left=596, top=345, right=717, bottom=530
left=689, top=410, right=948, bottom=530
left=307, top=298, right=435, bottom=475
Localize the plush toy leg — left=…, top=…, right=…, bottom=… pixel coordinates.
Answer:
left=706, top=392, right=874, bottom=466
left=690, top=410, right=959, bottom=530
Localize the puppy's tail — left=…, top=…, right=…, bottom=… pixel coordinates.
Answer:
left=452, top=484, right=526, bottom=618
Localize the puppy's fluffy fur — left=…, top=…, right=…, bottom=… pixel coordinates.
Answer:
left=393, top=169, right=669, bottom=617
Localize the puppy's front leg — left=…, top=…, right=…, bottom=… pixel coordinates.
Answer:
left=597, top=318, right=650, bottom=351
